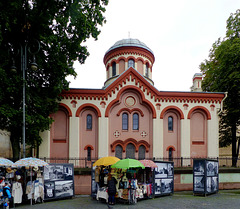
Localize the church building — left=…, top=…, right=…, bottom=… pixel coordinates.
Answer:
left=39, top=38, right=226, bottom=165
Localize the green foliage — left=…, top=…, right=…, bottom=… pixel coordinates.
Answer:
left=0, top=0, right=108, bottom=159
left=200, top=9, right=240, bottom=164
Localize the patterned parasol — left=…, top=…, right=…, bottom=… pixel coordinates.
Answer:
left=13, top=157, right=48, bottom=168
left=0, top=158, right=14, bottom=167
left=139, top=159, right=158, bottom=168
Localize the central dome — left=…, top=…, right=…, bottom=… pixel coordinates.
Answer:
left=105, top=38, right=154, bottom=55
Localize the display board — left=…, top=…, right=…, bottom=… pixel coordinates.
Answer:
left=44, top=163, right=74, bottom=200
left=153, top=161, right=174, bottom=197
left=193, top=159, right=218, bottom=195
left=91, top=165, right=98, bottom=198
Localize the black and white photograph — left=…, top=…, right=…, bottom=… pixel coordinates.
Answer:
left=207, top=177, right=218, bottom=193
left=167, top=163, right=174, bottom=177
left=49, top=164, right=64, bottom=181
left=154, top=178, right=161, bottom=195
left=155, top=162, right=168, bottom=178
left=207, top=161, right=218, bottom=176
left=194, top=176, right=205, bottom=192
left=161, top=179, right=173, bottom=194
left=194, top=160, right=205, bottom=176
left=44, top=181, right=55, bottom=199
left=55, top=180, right=74, bottom=198
left=63, top=164, right=73, bottom=180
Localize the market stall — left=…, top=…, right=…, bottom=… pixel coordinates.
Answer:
left=13, top=157, right=48, bottom=205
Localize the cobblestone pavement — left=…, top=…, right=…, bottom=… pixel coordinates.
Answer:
left=14, top=190, right=240, bottom=209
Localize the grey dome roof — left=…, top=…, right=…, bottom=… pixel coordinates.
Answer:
left=105, top=38, right=154, bottom=55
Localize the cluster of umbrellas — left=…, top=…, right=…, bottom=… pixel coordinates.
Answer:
left=93, top=156, right=158, bottom=169
left=0, top=157, right=48, bottom=168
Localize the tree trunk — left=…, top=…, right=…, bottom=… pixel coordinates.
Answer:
left=10, top=135, right=20, bottom=161
left=232, top=123, right=237, bottom=167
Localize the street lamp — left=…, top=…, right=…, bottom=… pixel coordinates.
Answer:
left=10, top=39, right=40, bottom=158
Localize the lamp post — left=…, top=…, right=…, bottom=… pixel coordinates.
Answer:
left=10, top=39, right=40, bottom=158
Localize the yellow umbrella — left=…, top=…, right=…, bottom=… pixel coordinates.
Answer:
left=93, top=156, right=120, bottom=167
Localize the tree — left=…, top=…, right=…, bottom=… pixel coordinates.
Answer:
left=200, top=9, right=240, bottom=166
left=0, top=0, right=108, bottom=160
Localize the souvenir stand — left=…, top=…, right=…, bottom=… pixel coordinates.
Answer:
left=111, top=159, right=145, bottom=204
left=193, top=159, right=219, bottom=196
left=43, top=163, right=74, bottom=201
left=0, top=158, right=15, bottom=208
left=153, top=161, right=174, bottom=197
left=91, top=157, right=120, bottom=203
left=137, top=159, right=158, bottom=199
left=13, top=157, right=48, bottom=206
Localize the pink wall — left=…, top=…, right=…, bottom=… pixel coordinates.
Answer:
left=109, top=90, right=153, bottom=158
left=163, top=111, right=181, bottom=161
left=137, top=60, right=143, bottom=75
left=50, top=109, right=69, bottom=159
left=190, top=111, right=207, bottom=158
left=79, top=108, right=98, bottom=159
left=119, top=59, right=125, bottom=74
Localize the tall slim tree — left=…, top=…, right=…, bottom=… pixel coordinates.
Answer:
left=0, top=0, right=108, bottom=160
left=200, top=9, right=240, bottom=166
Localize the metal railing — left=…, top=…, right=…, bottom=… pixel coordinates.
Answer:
left=34, top=157, right=240, bottom=168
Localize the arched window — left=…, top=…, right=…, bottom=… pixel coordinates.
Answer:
left=168, top=116, right=173, bottom=131
left=133, top=113, right=139, bottom=130
left=115, top=145, right=123, bottom=159
left=145, top=64, right=149, bottom=77
left=87, top=114, right=92, bottom=130
left=126, top=143, right=135, bottom=159
left=122, top=113, right=128, bottom=130
left=112, top=62, right=116, bottom=76
left=169, top=147, right=173, bottom=161
left=87, top=147, right=91, bottom=161
left=128, top=59, right=135, bottom=68
left=138, top=145, right=146, bottom=160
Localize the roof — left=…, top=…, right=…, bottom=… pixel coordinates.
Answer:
left=105, top=38, right=154, bottom=55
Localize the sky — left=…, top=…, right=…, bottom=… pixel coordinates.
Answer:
left=67, top=0, right=240, bottom=92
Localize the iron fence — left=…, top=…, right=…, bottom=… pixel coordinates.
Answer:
left=33, top=157, right=240, bottom=168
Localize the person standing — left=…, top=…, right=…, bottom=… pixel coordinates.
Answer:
left=3, top=182, right=12, bottom=209
left=107, top=174, right=117, bottom=205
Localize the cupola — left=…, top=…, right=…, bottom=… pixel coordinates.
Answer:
left=103, top=38, right=155, bottom=87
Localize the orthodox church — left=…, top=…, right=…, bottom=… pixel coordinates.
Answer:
left=39, top=38, right=226, bottom=165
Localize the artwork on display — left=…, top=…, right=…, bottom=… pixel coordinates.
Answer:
left=91, top=166, right=98, bottom=196
left=207, top=177, right=218, bottom=193
left=44, top=163, right=75, bottom=200
left=167, top=164, right=174, bottom=177
left=194, top=176, right=205, bottom=192
left=154, top=179, right=161, bottom=195
left=44, top=181, right=55, bottom=199
left=193, top=159, right=219, bottom=195
left=207, top=161, right=218, bottom=176
left=55, top=180, right=74, bottom=198
left=155, top=162, right=168, bottom=178
left=161, top=179, right=173, bottom=194
left=154, top=161, right=174, bottom=197
left=193, top=160, right=205, bottom=176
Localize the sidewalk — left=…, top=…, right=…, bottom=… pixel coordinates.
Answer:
left=15, top=190, right=240, bottom=209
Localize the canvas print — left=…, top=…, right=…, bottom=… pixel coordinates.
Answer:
left=49, top=164, right=64, bottom=181
left=207, top=161, right=218, bottom=176
left=194, top=176, right=205, bottom=192
left=167, top=163, right=174, bottom=177
left=55, top=180, right=74, bottom=198
left=207, top=177, right=218, bottom=193
left=194, top=160, right=205, bottom=176
left=161, top=179, right=173, bottom=194
left=154, top=178, right=161, bottom=195
left=63, top=165, right=73, bottom=180
left=44, top=181, right=55, bottom=199
left=155, top=163, right=168, bottom=178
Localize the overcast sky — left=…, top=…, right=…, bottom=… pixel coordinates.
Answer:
left=67, top=0, right=240, bottom=92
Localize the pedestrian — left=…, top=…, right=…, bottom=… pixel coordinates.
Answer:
left=3, top=182, right=12, bottom=209
left=107, top=174, right=117, bottom=205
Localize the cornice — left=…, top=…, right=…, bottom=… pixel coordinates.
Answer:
left=60, top=68, right=225, bottom=104
left=103, top=46, right=155, bottom=66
